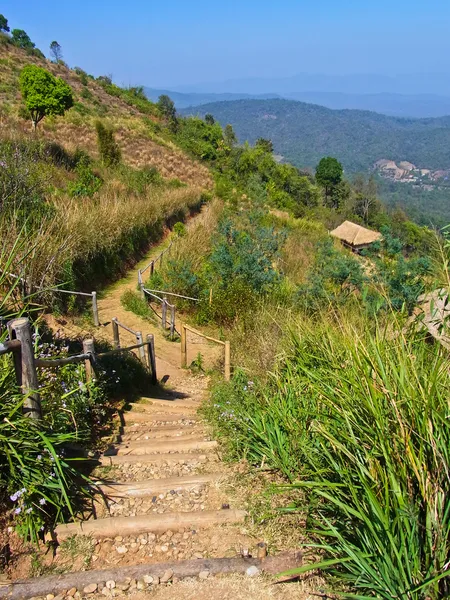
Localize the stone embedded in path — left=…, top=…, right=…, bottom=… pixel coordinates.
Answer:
left=160, top=569, right=173, bottom=584
left=83, top=583, right=98, bottom=594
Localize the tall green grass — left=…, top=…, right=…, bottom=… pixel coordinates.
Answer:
left=206, top=314, right=450, bottom=598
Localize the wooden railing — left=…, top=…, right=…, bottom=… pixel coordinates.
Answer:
left=138, top=240, right=173, bottom=282
left=2, top=317, right=157, bottom=420
left=5, top=273, right=99, bottom=326
left=141, top=288, right=178, bottom=339
left=180, top=323, right=231, bottom=381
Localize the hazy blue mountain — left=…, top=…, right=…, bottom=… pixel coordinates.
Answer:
left=143, top=87, right=280, bottom=109
left=172, top=72, right=450, bottom=96
left=283, top=92, right=450, bottom=118
left=182, top=98, right=450, bottom=172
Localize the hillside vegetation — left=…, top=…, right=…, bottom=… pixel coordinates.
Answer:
left=1, top=19, right=450, bottom=598
left=184, top=98, right=450, bottom=172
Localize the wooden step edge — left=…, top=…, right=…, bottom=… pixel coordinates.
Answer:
left=104, top=439, right=217, bottom=456
left=121, top=411, right=197, bottom=423
left=97, top=452, right=210, bottom=466
left=117, top=425, right=205, bottom=442
left=120, top=414, right=200, bottom=427
left=95, top=473, right=223, bottom=498
left=54, top=508, right=247, bottom=540
left=137, top=398, right=202, bottom=409
left=0, top=553, right=304, bottom=600
left=113, top=435, right=211, bottom=448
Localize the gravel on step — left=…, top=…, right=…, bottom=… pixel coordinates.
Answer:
left=107, top=486, right=210, bottom=517
left=93, top=456, right=218, bottom=482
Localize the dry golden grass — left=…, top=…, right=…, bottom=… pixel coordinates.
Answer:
left=4, top=184, right=203, bottom=290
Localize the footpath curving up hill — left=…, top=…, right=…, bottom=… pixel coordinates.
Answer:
left=0, top=220, right=309, bottom=600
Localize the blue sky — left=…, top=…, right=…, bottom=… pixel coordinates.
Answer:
left=2, top=1, right=450, bottom=88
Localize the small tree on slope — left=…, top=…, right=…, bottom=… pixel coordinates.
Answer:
left=19, top=65, right=74, bottom=131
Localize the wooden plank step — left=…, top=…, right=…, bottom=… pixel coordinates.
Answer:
left=120, top=411, right=196, bottom=424
left=97, top=452, right=210, bottom=466
left=54, top=508, right=246, bottom=540
left=96, top=473, right=222, bottom=498
left=120, top=414, right=200, bottom=427
left=128, top=403, right=198, bottom=415
left=117, top=425, right=205, bottom=442
left=104, top=438, right=217, bottom=456
left=138, top=397, right=202, bottom=410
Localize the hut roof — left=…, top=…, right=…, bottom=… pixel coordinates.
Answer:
left=330, top=221, right=382, bottom=247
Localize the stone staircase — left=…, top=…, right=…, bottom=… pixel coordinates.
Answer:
left=54, top=394, right=247, bottom=552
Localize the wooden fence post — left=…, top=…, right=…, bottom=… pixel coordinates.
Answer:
left=112, top=318, right=120, bottom=349
left=83, top=339, right=95, bottom=383
left=146, top=334, right=157, bottom=385
left=224, top=341, right=231, bottom=382
left=9, top=318, right=41, bottom=419
left=136, top=332, right=146, bottom=365
left=92, top=292, right=100, bottom=327
left=150, top=261, right=154, bottom=277
left=181, top=324, right=187, bottom=368
left=170, top=305, right=176, bottom=339
left=162, top=297, right=167, bottom=330
left=138, top=271, right=145, bottom=299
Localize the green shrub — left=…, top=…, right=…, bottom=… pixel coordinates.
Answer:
left=173, top=222, right=186, bottom=237
left=120, top=289, right=155, bottom=322
left=67, top=154, right=102, bottom=197
left=95, top=120, right=121, bottom=167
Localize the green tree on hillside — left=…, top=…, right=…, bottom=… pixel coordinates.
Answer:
left=224, top=123, right=237, bottom=148
left=205, top=113, right=215, bottom=125
left=49, top=40, right=63, bottom=63
left=95, top=121, right=121, bottom=166
left=255, top=138, right=274, bottom=153
left=157, top=94, right=176, bottom=118
left=0, top=14, right=10, bottom=33
left=11, top=29, right=34, bottom=49
left=315, top=156, right=343, bottom=208
left=19, top=65, right=74, bottom=130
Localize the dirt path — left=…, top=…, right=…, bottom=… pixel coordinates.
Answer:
left=9, top=223, right=315, bottom=600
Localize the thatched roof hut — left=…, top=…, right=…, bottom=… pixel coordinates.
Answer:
left=330, top=221, right=382, bottom=252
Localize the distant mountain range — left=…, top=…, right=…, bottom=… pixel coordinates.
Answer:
left=181, top=99, right=450, bottom=172
left=171, top=72, right=450, bottom=97
left=143, top=87, right=280, bottom=110
left=146, top=87, right=450, bottom=119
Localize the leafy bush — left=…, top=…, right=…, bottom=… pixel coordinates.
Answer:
left=173, top=222, right=186, bottom=237
left=67, top=154, right=102, bottom=197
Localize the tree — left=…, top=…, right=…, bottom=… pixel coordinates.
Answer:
left=315, top=156, right=343, bottom=206
left=49, top=40, right=63, bottom=63
left=205, top=113, right=215, bottom=125
left=352, top=174, right=381, bottom=224
left=0, top=14, right=10, bottom=33
left=224, top=123, right=237, bottom=148
left=157, top=94, right=177, bottom=131
left=157, top=94, right=176, bottom=121
left=11, top=29, right=35, bottom=49
left=95, top=121, right=121, bottom=166
left=19, top=65, right=74, bottom=130
left=255, top=138, right=274, bottom=153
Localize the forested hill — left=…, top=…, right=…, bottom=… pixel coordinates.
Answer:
left=182, top=99, right=450, bottom=172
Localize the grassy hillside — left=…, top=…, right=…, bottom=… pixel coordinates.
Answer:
left=183, top=98, right=450, bottom=172
left=0, top=39, right=213, bottom=299
left=0, top=43, right=212, bottom=187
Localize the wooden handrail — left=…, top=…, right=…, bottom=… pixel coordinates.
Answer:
left=183, top=324, right=225, bottom=346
